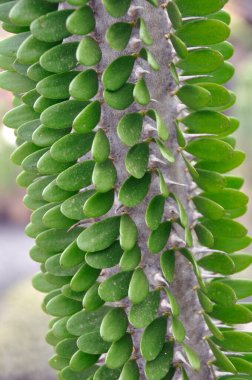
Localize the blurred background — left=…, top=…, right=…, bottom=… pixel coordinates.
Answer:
left=0, top=2, right=252, bottom=379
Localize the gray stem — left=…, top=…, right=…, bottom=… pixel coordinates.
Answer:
left=62, top=1, right=213, bottom=378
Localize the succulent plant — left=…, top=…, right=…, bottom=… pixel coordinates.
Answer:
left=0, top=0, right=252, bottom=379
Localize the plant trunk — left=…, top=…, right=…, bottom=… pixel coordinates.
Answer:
left=62, top=1, right=213, bottom=378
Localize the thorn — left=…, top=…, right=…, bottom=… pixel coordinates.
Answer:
left=150, top=98, right=161, bottom=104
left=149, top=154, right=167, bottom=165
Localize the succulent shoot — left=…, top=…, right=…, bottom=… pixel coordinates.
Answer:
left=0, top=0, right=251, bottom=379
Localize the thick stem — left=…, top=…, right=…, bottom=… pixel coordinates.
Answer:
left=62, top=1, right=213, bottom=378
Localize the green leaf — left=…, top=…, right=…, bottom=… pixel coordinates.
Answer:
left=4, top=104, right=39, bottom=129
left=170, top=34, right=188, bottom=59
left=211, top=41, right=234, bottom=60
left=57, top=160, right=94, bottom=191
left=117, top=112, right=143, bottom=146
left=176, top=85, right=211, bottom=110
left=182, top=343, right=201, bottom=372
left=46, top=294, right=82, bottom=317
left=181, top=110, right=231, bottom=135
left=77, top=331, right=110, bottom=355
left=160, top=250, right=175, bottom=283
left=98, top=271, right=133, bottom=302
left=70, top=263, right=100, bottom=292
left=91, top=129, right=110, bottom=163
left=43, top=179, right=76, bottom=203
left=31, top=9, right=72, bottom=42
left=32, top=272, right=59, bottom=293
left=186, top=138, right=233, bottom=162
left=202, top=219, right=247, bottom=239
left=155, top=139, right=175, bottom=163
left=176, top=19, right=230, bottom=46
left=193, top=196, right=225, bottom=220
left=82, top=282, right=105, bottom=311
left=0, top=71, right=36, bottom=93
left=37, top=151, right=73, bottom=175
left=36, top=71, right=77, bottom=100
left=203, top=313, right=224, bottom=341
left=106, top=333, right=133, bottom=369
left=166, top=2, right=182, bottom=29
left=210, top=304, right=252, bottom=324
left=119, top=360, right=139, bottom=380
left=56, top=338, right=78, bottom=359
left=83, top=190, right=114, bottom=218
left=164, top=288, right=180, bottom=317
left=125, top=142, right=149, bottom=179
left=67, top=306, right=110, bottom=336
left=102, top=0, right=131, bottom=17
left=104, top=83, right=134, bottom=110
left=120, top=214, right=138, bottom=252
left=43, top=205, right=74, bottom=229
left=61, top=366, right=97, bottom=380
left=194, top=169, right=226, bottom=193
left=60, top=240, right=85, bottom=268
left=16, top=170, right=39, bottom=188
left=105, top=22, right=132, bottom=51
left=194, top=223, right=214, bottom=248
left=177, top=48, right=223, bottom=75
left=133, top=77, right=150, bottom=106
left=207, top=281, right=237, bottom=306
left=145, top=195, right=165, bottom=231
left=85, top=240, right=123, bottom=269
left=174, top=0, right=228, bottom=16
left=198, top=252, right=235, bottom=275
left=128, top=268, right=149, bottom=304
left=147, top=109, right=169, bottom=141
left=100, top=308, right=128, bottom=343
left=227, top=356, right=252, bottom=376
left=41, top=99, right=87, bottom=129
left=202, top=189, right=249, bottom=210
left=49, top=355, right=69, bottom=371
left=129, top=290, right=160, bottom=328
left=198, top=83, right=233, bottom=110
left=147, top=221, right=172, bottom=254
left=230, top=254, right=252, bottom=274
left=0, top=31, right=30, bottom=57
left=9, top=0, right=57, bottom=26
left=196, top=150, right=245, bottom=173
left=212, top=331, right=252, bottom=352
left=40, top=42, right=78, bottom=73
left=50, top=132, right=94, bottom=163
left=70, top=69, right=99, bottom=101
left=70, top=350, right=99, bottom=372
left=102, top=55, right=136, bottom=91
left=73, top=100, right=101, bottom=133
left=77, top=36, right=102, bottom=66
left=211, top=236, right=251, bottom=253
left=171, top=316, right=185, bottom=343
left=207, top=338, right=236, bottom=373
left=157, top=169, right=169, bottom=198
left=32, top=125, right=70, bottom=148
left=30, top=245, right=55, bottom=264
left=139, top=18, right=153, bottom=45
left=66, top=5, right=95, bottom=35
left=218, top=279, right=252, bottom=300
left=17, top=36, right=56, bottom=65
left=77, top=217, right=120, bottom=253
left=119, top=244, right=142, bottom=272
left=93, top=366, right=120, bottom=380
left=145, top=342, right=174, bottom=380
left=119, top=172, right=152, bottom=207
left=140, top=316, right=167, bottom=361
left=92, top=159, right=117, bottom=192
left=36, top=227, right=82, bottom=253
left=11, top=141, right=41, bottom=166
